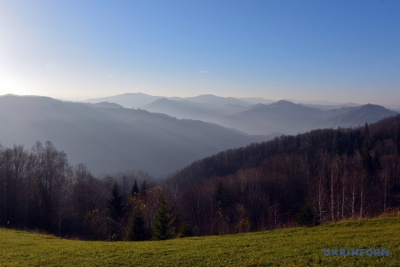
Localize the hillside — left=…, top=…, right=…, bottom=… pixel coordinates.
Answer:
left=230, top=101, right=397, bottom=135
left=231, top=100, right=324, bottom=134
left=167, top=114, right=400, bottom=190
left=1, top=215, right=399, bottom=266
left=317, top=104, right=398, bottom=129
left=165, top=115, right=400, bottom=236
left=0, top=95, right=264, bottom=176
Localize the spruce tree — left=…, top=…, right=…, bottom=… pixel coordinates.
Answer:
left=107, top=182, right=125, bottom=222
left=152, top=197, right=174, bottom=240
left=107, top=181, right=125, bottom=240
left=126, top=206, right=146, bottom=241
left=131, top=179, right=139, bottom=196
left=296, top=204, right=319, bottom=227
left=140, top=180, right=148, bottom=198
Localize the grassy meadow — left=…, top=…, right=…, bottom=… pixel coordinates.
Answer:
left=1, top=215, right=399, bottom=266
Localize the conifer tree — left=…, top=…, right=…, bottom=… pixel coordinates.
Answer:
left=126, top=196, right=146, bottom=241
left=107, top=181, right=125, bottom=240
left=152, top=197, right=174, bottom=240
left=131, top=179, right=139, bottom=196
left=140, top=180, right=148, bottom=198
left=107, top=182, right=125, bottom=222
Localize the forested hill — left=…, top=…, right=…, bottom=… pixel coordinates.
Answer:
left=168, top=115, right=400, bottom=189
left=165, top=115, right=400, bottom=235
left=167, top=114, right=400, bottom=190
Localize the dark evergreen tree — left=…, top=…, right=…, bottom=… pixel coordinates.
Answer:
left=215, top=181, right=224, bottom=211
left=107, top=182, right=125, bottom=222
left=296, top=204, right=319, bottom=227
left=140, top=180, right=148, bottom=198
left=131, top=179, right=139, bottom=196
left=152, top=197, right=174, bottom=240
left=107, top=181, right=125, bottom=240
left=332, top=127, right=345, bottom=155
left=126, top=198, right=146, bottom=241
left=177, top=223, right=194, bottom=238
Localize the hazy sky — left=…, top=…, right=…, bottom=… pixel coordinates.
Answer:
left=0, top=0, right=399, bottom=106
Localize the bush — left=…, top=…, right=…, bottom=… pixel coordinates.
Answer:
left=296, top=205, right=319, bottom=227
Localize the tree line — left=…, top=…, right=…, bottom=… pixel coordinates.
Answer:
left=0, top=141, right=174, bottom=240
left=1, top=115, right=400, bottom=240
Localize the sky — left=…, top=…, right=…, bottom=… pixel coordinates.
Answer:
left=0, top=0, right=399, bottom=107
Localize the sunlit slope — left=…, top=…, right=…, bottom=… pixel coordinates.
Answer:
left=1, top=215, right=399, bottom=266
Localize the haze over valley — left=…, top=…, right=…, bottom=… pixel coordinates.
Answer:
left=0, top=94, right=268, bottom=177
left=0, top=92, right=397, bottom=178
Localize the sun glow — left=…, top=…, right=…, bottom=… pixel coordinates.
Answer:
left=0, top=75, right=32, bottom=96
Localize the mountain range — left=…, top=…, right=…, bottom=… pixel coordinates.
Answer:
left=0, top=93, right=397, bottom=177
left=89, top=93, right=397, bottom=135
left=88, top=93, right=275, bottom=111
left=0, top=95, right=265, bottom=177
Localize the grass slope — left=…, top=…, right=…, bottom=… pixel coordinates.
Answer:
left=1, top=216, right=399, bottom=266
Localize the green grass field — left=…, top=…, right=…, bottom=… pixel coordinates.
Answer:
left=1, top=215, right=399, bottom=266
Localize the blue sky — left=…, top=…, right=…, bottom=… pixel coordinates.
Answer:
left=0, top=0, right=399, bottom=106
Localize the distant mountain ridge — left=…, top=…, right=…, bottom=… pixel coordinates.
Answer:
left=143, top=98, right=223, bottom=121
left=86, top=92, right=359, bottom=110
left=184, top=94, right=250, bottom=107
left=88, top=93, right=397, bottom=135
left=0, top=95, right=266, bottom=177
left=87, top=93, right=162, bottom=108
left=87, top=93, right=260, bottom=109
left=232, top=101, right=397, bottom=135
left=144, top=97, right=397, bottom=135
